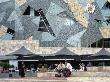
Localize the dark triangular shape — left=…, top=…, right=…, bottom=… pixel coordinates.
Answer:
left=38, top=21, right=56, bottom=37
left=38, top=8, right=46, bottom=19
left=34, top=10, right=40, bottom=16
left=102, top=1, right=110, bottom=9
left=23, top=6, right=31, bottom=15
left=37, top=9, right=56, bottom=37
left=38, top=21, right=47, bottom=32
left=39, top=20, right=46, bottom=27
left=23, top=6, right=40, bottom=16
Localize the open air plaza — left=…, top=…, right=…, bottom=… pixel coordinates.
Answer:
left=0, top=48, right=110, bottom=82
left=0, top=77, right=110, bottom=82
left=0, top=72, right=110, bottom=82
left=0, top=0, right=110, bottom=82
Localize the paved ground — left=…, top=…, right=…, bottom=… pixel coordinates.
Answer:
left=0, top=77, right=110, bottom=82
left=0, top=71, right=37, bottom=78
left=0, top=72, right=110, bottom=82
left=67, top=77, right=110, bottom=82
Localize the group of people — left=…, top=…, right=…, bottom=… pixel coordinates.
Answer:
left=18, top=60, right=73, bottom=77
left=56, top=60, right=72, bottom=77
left=18, top=61, right=87, bottom=78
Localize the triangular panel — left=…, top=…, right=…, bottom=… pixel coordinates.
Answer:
left=46, top=2, right=65, bottom=15
left=7, top=11, right=18, bottom=21
left=102, top=1, right=110, bottom=9
left=67, top=30, right=86, bottom=47
left=41, top=32, right=55, bottom=41
left=32, top=17, right=40, bottom=26
left=81, top=2, right=103, bottom=47
left=23, top=6, right=30, bottom=15
left=46, top=14, right=65, bottom=37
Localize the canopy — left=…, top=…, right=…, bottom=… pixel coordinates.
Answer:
left=44, top=55, right=80, bottom=61
left=82, top=48, right=110, bottom=61
left=7, top=46, right=35, bottom=56
left=54, top=47, right=77, bottom=55
left=80, top=54, right=92, bottom=60
left=0, top=55, right=18, bottom=60
left=93, top=48, right=110, bottom=56
left=17, top=55, right=44, bottom=61
left=44, top=47, right=80, bottom=61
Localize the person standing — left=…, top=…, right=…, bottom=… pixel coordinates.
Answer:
left=19, top=66, right=25, bottom=77
left=30, top=64, right=35, bottom=73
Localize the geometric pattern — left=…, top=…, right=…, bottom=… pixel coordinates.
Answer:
left=63, top=0, right=88, bottom=28
left=102, top=1, right=110, bottom=10
left=0, top=12, right=5, bottom=23
left=67, top=29, right=86, bottom=47
left=37, top=9, right=55, bottom=37
left=32, top=17, right=40, bottom=26
left=0, top=0, right=110, bottom=47
left=41, top=32, right=55, bottom=41
left=97, top=0, right=110, bottom=27
left=81, top=2, right=103, bottom=47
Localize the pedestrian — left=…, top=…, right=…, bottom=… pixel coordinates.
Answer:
left=19, top=66, right=25, bottom=77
